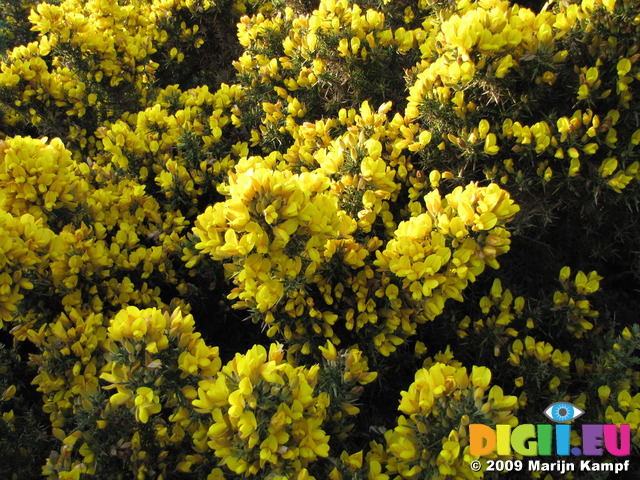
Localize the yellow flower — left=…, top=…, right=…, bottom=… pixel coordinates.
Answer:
left=598, top=385, right=611, bottom=405
left=598, top=157, right=618, bottom=177
left=495, top=54, right=514, bottom=78
left=134, top=386, right=161, bottom=423
left=319, top=340, right=338, bottom=361
left=109, top=387, right=132, bottom=407
left=196, top=344, right=329, bottom=476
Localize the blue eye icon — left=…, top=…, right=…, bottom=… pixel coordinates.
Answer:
left=543, top=402, right=585, bottom=423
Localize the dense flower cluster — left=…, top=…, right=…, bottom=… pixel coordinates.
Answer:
left=26, top=306, right=222, bottom=479
left=194, top=103, right=519, bottom=356
left=1, top=0, right=639, bottom=478
left=381, top=363, right=518, bottom=479
left=193, top=343, right=330, bottom=478
left=98, top=83, right=246, bottom=215
left=405, top=0, right=640, bottom=195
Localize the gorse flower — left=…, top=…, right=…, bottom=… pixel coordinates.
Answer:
left=193, top=343, right=330, bottom=478
left=0, top=136, right=89, bottom=226
left=382, top=362, right=518, bottom=479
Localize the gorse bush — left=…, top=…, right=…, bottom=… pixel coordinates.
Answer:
left=0, top=0, right=639, bottom=479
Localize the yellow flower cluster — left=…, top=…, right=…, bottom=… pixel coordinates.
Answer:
left=193, top=155, right=370, bottom=353
left=0, top=136, right=89, bottom=224
left=234, top=0, right=417, bottom=120
left=380, top=363, right=518, bottom=479
left=454, top=275, right=574, bottom=400
left=1, top=0, right=176, bottom=124
left=27, top=0, right=171, bottom=88
left=317, top=341, right=378, bottom=442
left=29, top=308, right=105, bottom=435
left=507, top=336, right=572, bottom=392
left=99, top=83, right=245, bottom=216
left=310, top=101, right=402, bottom=235
left=402, top=0, right=640, bottom=196
left=451, top=270, right=631, bottom=429
left=102, top=307, right=220, bottom=424
left=508, top=346, right=572, bottom=416
left=372, top=183, right=518, bottom=349
left=552, top=266, right=602, bottom=338
left=0, top=0, right=262, bottom=143
left=0, top=39, right=91, bottom=128
left=193, top=97, right=519, bottom=355
left=0, top=210, right=53, bottom=328
left=37, top=306, right=221, bottom=478
left=599, top=384, right=640, bottom=448
left=0, top=130, right=214, bottom=476
left=456, top=278, right=524, bottom=357
left=103, top=306, right=221, bottom=393
left=406, top=0, right=564, bottom=110
left=193, top=343, right=329, bottom=479
left=0, top=130, right=195, bottom=330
